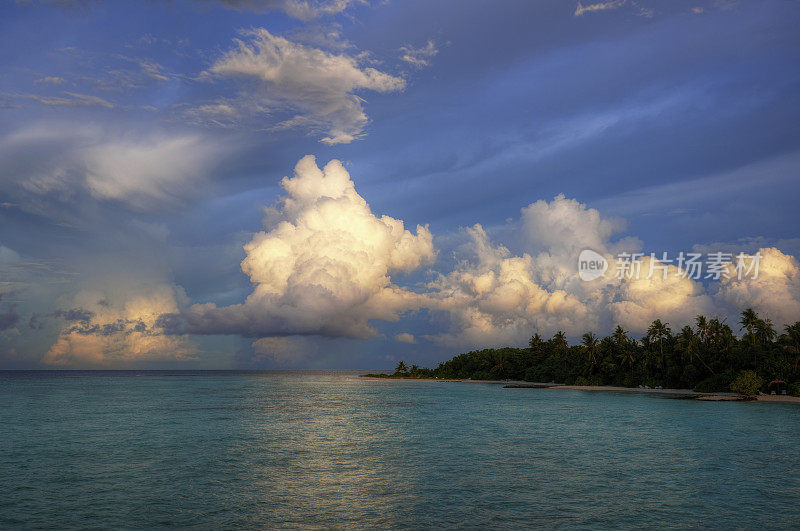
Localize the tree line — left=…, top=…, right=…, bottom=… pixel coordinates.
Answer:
left=378, top=309, right=800, bottom=396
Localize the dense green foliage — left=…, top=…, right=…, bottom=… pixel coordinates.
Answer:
left=380, top=309, right=800, bottom=395
left=730, top=370, right=763, bottom=397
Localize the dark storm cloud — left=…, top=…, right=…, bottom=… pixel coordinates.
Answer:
left=29, top=308, right=158, bottom=338
left=54, top=308, right=95, bottom=323
left=54, top=315, right=164, bottom=337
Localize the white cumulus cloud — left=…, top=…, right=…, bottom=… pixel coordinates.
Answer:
left=425, top=195, right=714, bottom=347
left=167, top=155, right=435, bottom=338
left=29, top=156, right=800, bottom=362
left=713, top=247, right=800, bottom=328
left=426, top=223, right=597, bottom=348
left=609, top=256, right=715, bottom=332
left=207, top=28, right=405, bottom=144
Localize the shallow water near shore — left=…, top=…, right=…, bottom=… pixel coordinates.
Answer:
left=2, top=370, right=799, bottom=528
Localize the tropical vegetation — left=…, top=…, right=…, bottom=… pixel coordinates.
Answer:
left=367, top=309, right=800, bottom=396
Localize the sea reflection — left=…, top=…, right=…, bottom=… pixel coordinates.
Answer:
left=2, top=371, right=800, bottom=528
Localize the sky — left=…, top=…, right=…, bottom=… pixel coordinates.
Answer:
left=1, top=0, right=799, bottom=369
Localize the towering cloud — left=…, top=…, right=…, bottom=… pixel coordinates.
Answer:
left=153, top=162, right=800, bottom=353
left=608, top=256, right=715, bottom=332
left=208, top=29, right=405, bottom=144
left=427, top=224, right=594, bottom=347
left=165, top=155, right=435, bottom=338
left=25, top=155, right=800, bottom=366
left=714, top=247, right=800, bottom=327
left=426, top=195, right=717, bottom=347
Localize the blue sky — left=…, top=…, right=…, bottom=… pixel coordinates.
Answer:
left=1, top=0, right=799, bottom=369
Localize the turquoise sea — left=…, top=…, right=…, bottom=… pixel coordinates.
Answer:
left=2, top=371, right=799, bottom=528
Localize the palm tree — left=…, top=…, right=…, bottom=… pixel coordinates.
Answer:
left=646, top=320, right=671, bottom=380
left=529, top=333, right=543, bottom=349
left=690, top=315, right=719, bottom=376
left=755, top=318, right=776, bottom=345
left=552, top=331, right=568, bottom=349
left=676, top=326, right=697, bottom=364
left=708, top=317, right=730, bottom=344
left=616, top=345, right=637, bottom=370
left=612, top=325, right=628, bottom=346
left=783, top=322, right=800, bottom=371
left=740, top=308, right=765, bottom=369
left=646, top=319, right=671, bottom=357
left=678, top=325, right=716, bottom=376
left=395, top=361, right=408, bottom=374
left=611, top=325, right=635, bottom=370
left=705, top=317, right=735, bottom=368
left=740, top=308, right=759, bottom=347
left=582, top=332, right=600, bottom=373
left=696, top=315, right=711, bottom=343
left=549, top=331, right=569, bottom=377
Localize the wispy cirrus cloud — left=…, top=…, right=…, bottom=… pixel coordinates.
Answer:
left=399, top=40, right=439, bottom=68
left=18, top=0, right=359, bottom=21
left=574, top=0, right=626, bottom=17
left=34, top=76, right=65, bottom=85
left=203, top=0, right=358, bottom=20
left=16, top=91, right=114, bottom=108
left=0, top=124, right=231, bottom=213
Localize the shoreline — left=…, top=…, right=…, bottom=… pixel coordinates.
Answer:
left=358, top=376, right=800, bottom=403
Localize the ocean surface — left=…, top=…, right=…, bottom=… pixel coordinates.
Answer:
left=2, top=371, right=799, bottom=529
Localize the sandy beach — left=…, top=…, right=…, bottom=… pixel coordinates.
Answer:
left=360, top=376, right=800, bottom=403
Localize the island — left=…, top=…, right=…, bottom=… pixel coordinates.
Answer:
left=364, top=309, right=800, bottom=400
